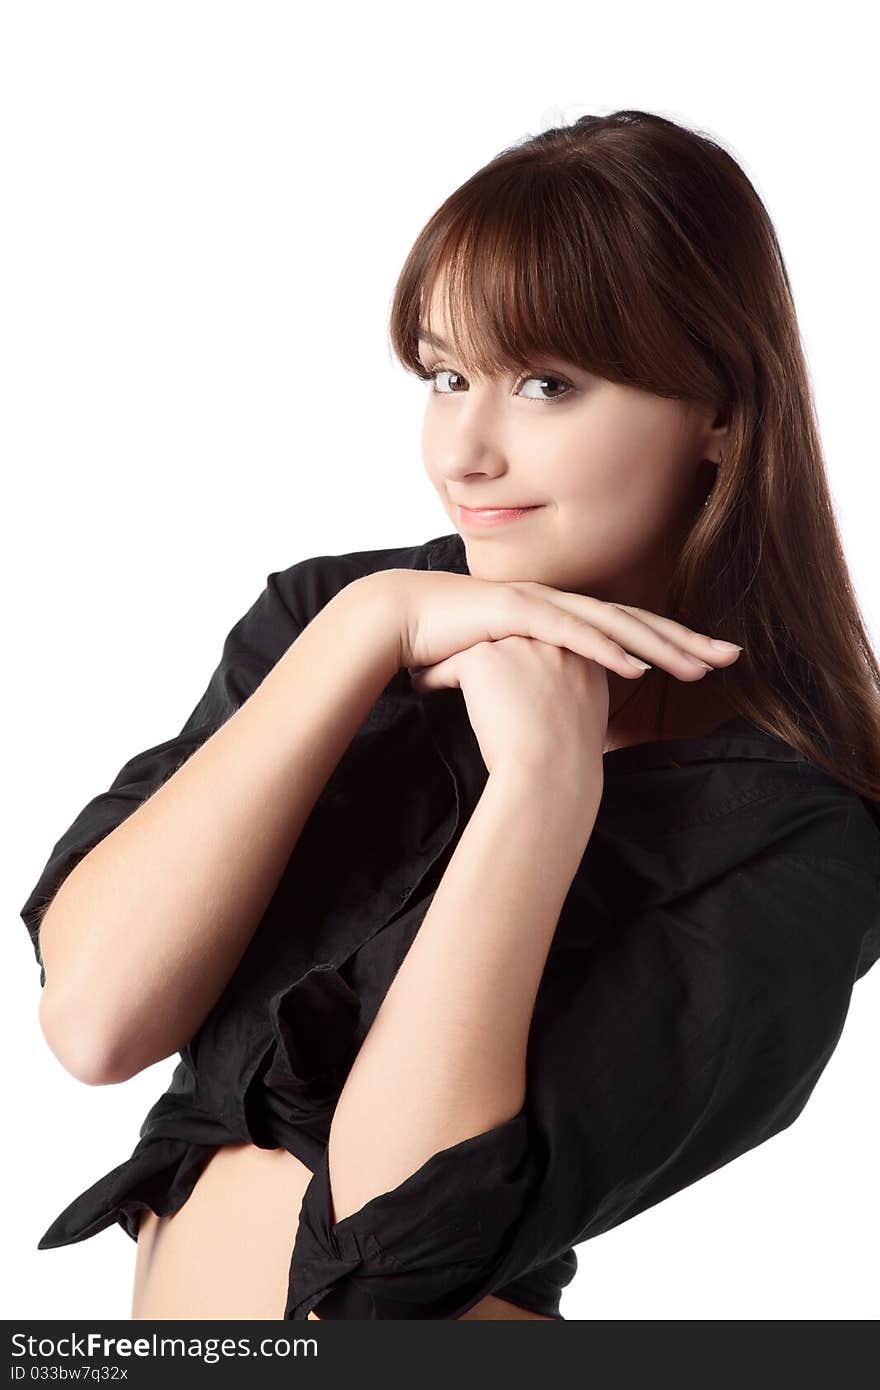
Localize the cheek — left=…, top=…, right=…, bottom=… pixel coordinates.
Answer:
left=562, top=416, right=688, bottom=523
left=586, top=389, right=685, bottom=473
left=549, top=442, right=681, bottom=566
left=541, top=445, right=651, bottom=510
left=533, top=405, right=646, bottom=502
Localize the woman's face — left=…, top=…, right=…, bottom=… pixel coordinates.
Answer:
left=418, top=309, right=727, bottom=611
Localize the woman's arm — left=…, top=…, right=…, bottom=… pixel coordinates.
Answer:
left=38, top=574, right=400, bottom=1085
left=325, top=755, right=603, bottom=1225
left=288, top=766, right=879, bottom=1318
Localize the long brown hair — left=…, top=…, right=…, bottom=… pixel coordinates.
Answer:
left=387, top=108, right=880, bottom=801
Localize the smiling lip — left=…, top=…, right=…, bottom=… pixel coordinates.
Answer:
left=457, top=504, right=542, bottom=528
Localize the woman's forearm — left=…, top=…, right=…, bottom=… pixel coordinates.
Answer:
left=327, top=755, right=604, bottom=1224
left=38, top=574, right=401, bottom=1085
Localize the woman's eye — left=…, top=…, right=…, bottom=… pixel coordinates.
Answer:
left=517, top=374, right=572, bottom=402
left=424, top=366, right=573, bottom=403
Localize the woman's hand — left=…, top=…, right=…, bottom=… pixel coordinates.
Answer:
left=376, top=569, right=742, bottom=685
left=409, top=635, right=609, bottom=778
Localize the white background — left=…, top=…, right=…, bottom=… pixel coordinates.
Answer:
left=3, top=0, right=877, bottom=1322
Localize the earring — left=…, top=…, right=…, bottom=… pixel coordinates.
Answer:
left=704, top=450, right=723, bottom=506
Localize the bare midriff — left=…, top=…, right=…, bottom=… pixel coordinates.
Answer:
left=130, top=1139, right=553, bottom=1320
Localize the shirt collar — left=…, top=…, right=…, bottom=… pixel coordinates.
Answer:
left=426, top=532, right=469, bottom=576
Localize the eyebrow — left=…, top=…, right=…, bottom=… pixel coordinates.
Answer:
left=416, top=328, right=450, bottom=350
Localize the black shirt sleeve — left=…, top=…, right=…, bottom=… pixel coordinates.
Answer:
left=285, top=839, right=880, bottom=1319
left=19, top=570, right=305, bottom=988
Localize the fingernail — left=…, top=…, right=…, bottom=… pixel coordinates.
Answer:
left=708, top=640, right=743, bottom=652
left=627, top=657, right=653, bottom=670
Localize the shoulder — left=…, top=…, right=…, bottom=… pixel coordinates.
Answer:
left=595, top=720, right=880, bottom=909
left=177, top=532, right=458, bottom=714
left=271, top=531, right=455, bottom=626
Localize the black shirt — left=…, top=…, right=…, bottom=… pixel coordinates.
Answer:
left=21, top=530, right=880, bottom=1320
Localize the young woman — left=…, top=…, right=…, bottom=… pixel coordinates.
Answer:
left=22, top=109, right=880, bottom=1322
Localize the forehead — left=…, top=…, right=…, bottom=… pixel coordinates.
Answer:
left=418, top=271, right=482, bottom=351
left=417, top=325, right=451, bottom=350
left=418, top=280, right=464, bottom=351
left=415, top=269, right=592, bottom=376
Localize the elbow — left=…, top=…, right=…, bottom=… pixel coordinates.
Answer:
left=287, top=1110, right=537, bottom=1319
left=38, top=986, right=135, bottom=1087
left=37, top=910, right=143, bottom=1085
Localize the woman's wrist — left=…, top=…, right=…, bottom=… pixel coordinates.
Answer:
left=488, top=750, right=604, bottom=826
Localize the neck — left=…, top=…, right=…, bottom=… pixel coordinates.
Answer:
left=604, top=668, right=736, bottom=753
